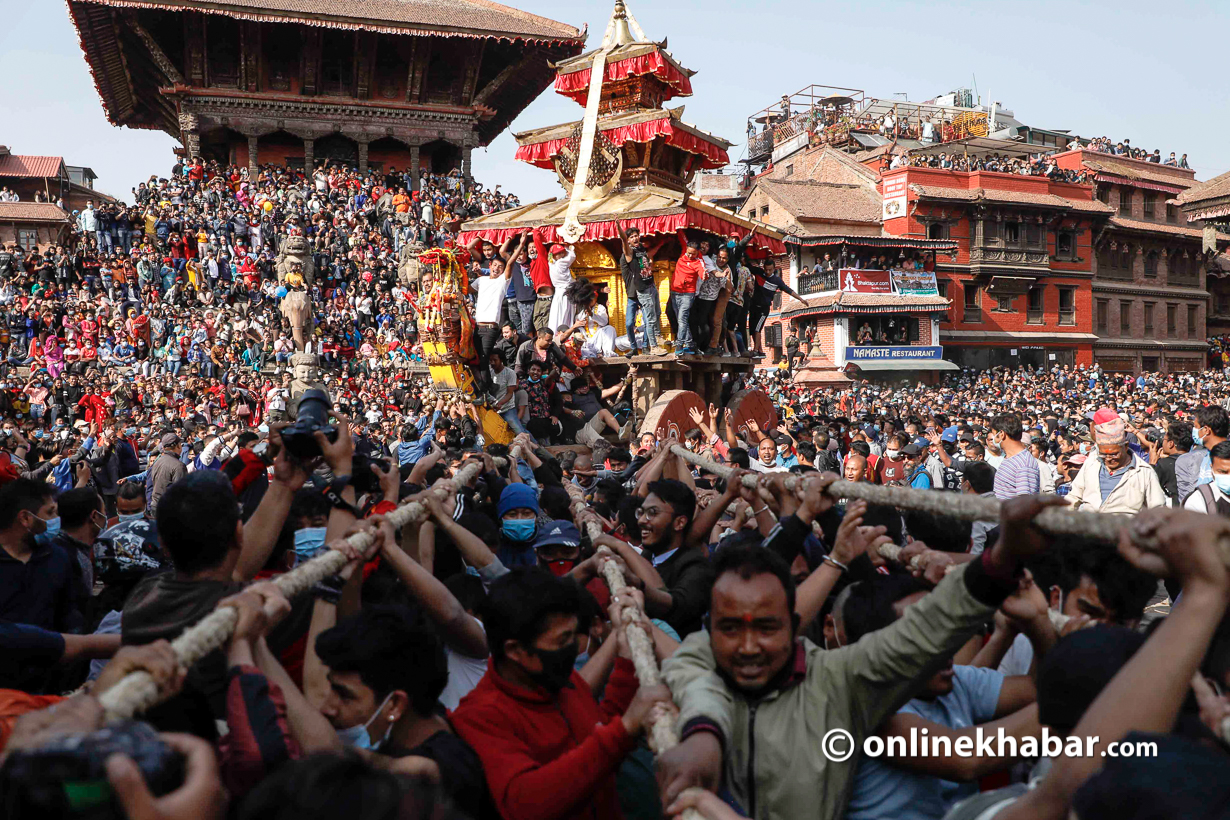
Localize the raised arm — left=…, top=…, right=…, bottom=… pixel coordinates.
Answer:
left=371, top=512, right=488, bottom=658
left=233, top=439, right=306, bottom=582
left=616, top=221, right=632, bottom=258
left=1000, top=509, right=1230, bottom=819
left=497, top=234, right=517, bottom=262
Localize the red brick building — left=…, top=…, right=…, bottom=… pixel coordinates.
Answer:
left=1174, top=169, right=1230, bottom=351
left=1053, top=149, right=1220, bottom=374
left=0, top=149, right=114, bottom=214
left=0, top=203, right=73, bottom=251
left=882, top=158, right=1112, bottom=370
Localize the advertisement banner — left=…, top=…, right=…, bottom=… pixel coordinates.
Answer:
left=881, top=175, right=908, bottom=221
left=846, top=346, right=943, bottom=361
left=890, top=269, right=939, bottom=296
left=838, top=268, right=893, bottom=294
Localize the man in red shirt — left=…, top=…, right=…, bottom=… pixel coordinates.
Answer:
left=667, top=232, right=705, bottom=356
left=527, top=228, right=554, bottom=334
left=451, top=568, right=672, bottom=820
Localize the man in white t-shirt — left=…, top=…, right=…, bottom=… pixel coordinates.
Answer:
left=487, top=348, right=526, bottom=436
left=472, top=258, right=511, bottom=390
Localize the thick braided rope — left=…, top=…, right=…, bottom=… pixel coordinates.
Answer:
left=664, top=445, right=1228, bottom=561
left=563, top=483, right=680, bottom=757
left=98, top=462, right=485, bottom=722
left=670, top=446, right=1230, bottom=742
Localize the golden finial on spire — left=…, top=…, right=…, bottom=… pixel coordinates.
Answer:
left=611, top=0, right=635, bottom=45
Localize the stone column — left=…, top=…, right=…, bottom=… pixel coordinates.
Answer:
left=178, top=113, right=201, bottom=160
left=461, top=144, right=473, bottom=191
left=357, top=141, right=370, bottom=175
left=247, top=135, right=259, bottom=175
left=303, top=138, right=314, bottom=174
left=408, top=144, right=420, bottom=191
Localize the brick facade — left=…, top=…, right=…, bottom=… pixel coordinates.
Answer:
left=880, top=165, right=1103, bottom=370
left=1052, top=149, right=1209, bottom=374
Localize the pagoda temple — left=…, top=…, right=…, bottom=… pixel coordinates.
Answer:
left=66, top=0, right=585, bottom=184
left=460, top=0, right=786, bottom=344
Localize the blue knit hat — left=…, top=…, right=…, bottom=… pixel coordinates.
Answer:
left=497, top=483, right=540, bottom=518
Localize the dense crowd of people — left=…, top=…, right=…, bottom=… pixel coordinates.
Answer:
left=2, top=152, right=1230, bottom=820
left=897, top=151, right=1090, bottom=183
left=1079, top=136, right=1190, bottom=168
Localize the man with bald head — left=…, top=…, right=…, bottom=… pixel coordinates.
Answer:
left=843, top=453, right=868, bottom=484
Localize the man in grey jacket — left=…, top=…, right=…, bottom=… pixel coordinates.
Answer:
left=145, top=432, right=187, bottom=514
left=656, top=473, right=1067, bottom=820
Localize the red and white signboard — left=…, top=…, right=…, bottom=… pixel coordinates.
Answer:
left=838, top=268, right=893, bottom=294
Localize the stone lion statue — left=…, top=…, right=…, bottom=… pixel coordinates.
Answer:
left=398, top=241, right=426, bottom=288
left=376, top=191, right=396, bottom=220
left=276, top=235, right=314, bottom=285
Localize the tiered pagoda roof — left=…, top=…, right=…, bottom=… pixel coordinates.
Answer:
left=462, top=0, right=784, bottom=255
left=552, top=40, right=694, bottom=107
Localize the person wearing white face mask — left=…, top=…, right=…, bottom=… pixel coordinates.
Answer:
left=1183, top=440, right=1230, bottom=516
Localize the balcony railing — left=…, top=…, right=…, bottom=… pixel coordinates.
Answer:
left=748, top=130, right=774, bottom=160
left=797, top=271, right=840, bottom=295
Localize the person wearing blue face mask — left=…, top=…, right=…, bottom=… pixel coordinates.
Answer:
left=1176, top=405, right=1229, bottom=505
left=288, top=486, right=332, bottom=566
left=496, top=483, right=541, bottom=568
left=0, top=478, right=84, bottom=633
left=312, top=604, right=497, bottom=819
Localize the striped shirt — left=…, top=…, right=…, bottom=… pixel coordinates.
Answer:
left=993, top=449, right=1041, bottom=500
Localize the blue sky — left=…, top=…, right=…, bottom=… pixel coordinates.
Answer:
left=3, top=0, right=1226, bottom=203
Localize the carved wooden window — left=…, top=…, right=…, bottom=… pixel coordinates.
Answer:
left=207, top=16, right=240, bottom=88
left=266, top=32, right=298, bottom=91
left=1027, top=286, right=1044, bottom=324
left=963, top=284, right=982, bottom=323
left=320, top=30, right=354, bottom=95
left=1144, top=251, right=1158, bottom=278
left=1058, top=287, right=1076, bottom=326
left=375, top=38, right=408, bottom=100
left=1056, top=229, right=1076, bottom=260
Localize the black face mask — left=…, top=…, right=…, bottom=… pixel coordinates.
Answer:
left=527, top=643, right=578, bottom=692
